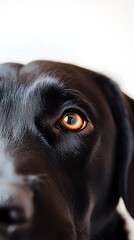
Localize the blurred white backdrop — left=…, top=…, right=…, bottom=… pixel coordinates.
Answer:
left=0, top=0, right=134, bottom=97
left=0, top=0, right=134, bottom=238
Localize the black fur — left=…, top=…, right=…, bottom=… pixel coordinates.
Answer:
left=0, top=61, right=133, bottom=240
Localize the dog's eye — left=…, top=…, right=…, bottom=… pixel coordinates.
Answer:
left=59, top=112, right=86, bottom=131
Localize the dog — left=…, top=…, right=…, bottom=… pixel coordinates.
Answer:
left=0, top=60, right=133, bottom=240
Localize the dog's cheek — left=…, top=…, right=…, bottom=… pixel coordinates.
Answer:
left=53, top=132, right=98, bottom=166
left=50, top=133, right=99, bottom=219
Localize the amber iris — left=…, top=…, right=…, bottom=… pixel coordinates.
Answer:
left=60, top=113, right=85, bottom=131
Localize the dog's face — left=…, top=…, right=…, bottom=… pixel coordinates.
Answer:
left=0, top=61, right=133, bottom=240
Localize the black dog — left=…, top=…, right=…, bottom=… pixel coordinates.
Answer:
left=0, top=61, right=133, bottom=240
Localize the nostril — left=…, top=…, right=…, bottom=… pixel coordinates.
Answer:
left=0, top=206, right=27, bottom=225
left=0, top=182, right=34, bottom=226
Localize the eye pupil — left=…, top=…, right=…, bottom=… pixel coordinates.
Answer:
left=64, top=115, right=76, bottom=125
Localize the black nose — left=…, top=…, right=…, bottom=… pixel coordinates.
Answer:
left=0, top=182, right=34, bottom=226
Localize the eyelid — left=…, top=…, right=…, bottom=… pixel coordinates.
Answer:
left=59, top=107, right=88, bottom=121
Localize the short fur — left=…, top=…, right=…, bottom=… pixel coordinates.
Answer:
left=0, top=61, right=133, bottom=240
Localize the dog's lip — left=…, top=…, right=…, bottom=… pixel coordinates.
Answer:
left=8, top=222, right=31, bottom=233
left=0, top=221, right=32, bottom=237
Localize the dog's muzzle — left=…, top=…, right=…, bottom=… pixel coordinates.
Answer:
left=0, top=176, right=76, bottom=240
left=0, top=177, right=35, bottom=239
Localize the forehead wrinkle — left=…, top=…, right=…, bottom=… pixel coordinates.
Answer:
left=24, top=74, right=64, bottom=99
left=5, top=75, right=63, bottom=140
left=22, top=75, right=65, bottom=114
left=0, top=74, right=65, bottom=143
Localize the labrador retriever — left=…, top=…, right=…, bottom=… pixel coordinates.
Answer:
left=0, top=61, right=133, bottom=240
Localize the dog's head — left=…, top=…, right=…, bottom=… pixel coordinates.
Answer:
left=0, top=61, right=133, bottom=239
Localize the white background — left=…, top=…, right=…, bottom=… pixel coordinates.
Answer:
left=0, top=0, right=134, bottom=97
left=0, top=0, right=134, bottom=238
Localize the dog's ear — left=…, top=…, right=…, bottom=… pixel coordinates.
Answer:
left=92, top=72, right=134, bottom=218
left=123, top=95, right=134, bottom=217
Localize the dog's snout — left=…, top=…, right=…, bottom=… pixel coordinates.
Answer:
left=0, top=182, right=34, bottom=226
left=0, top=206, right=26, bottom=225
